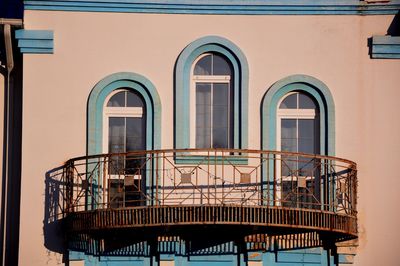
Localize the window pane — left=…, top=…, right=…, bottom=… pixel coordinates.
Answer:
left=213, top=106, right=228, bottom=127
left=281, top=119, right=296, bottom=151
left=127, top=90, right=144, bottom=107
left=213, top=106, right=228, bottom=148
left=196, top=132, right=211, bottom=148
left=298, top=119, right=315, bottom=154
left=196, top=83, right=211, bottom=148
left=107, top=91, right=125, bottom=107
left=213, top=127, right=228, bottom=148
left=109, top=117, right=125, bottom=175
left=213, top=54, right=231, bottom=75
left=126, top=117, right=145, bottom=151
left=299, top=92, right=317, bottom=109
left=213, top=83, right=229, bottom=106
left=279, top=93, right=297, bottom=109
left=126, top=117, right=145, bottom=175
left=196, top=83, right=212, bottom=105
left=109, top=117, right=125, bottom=153
left=213, top=83, right=230, bottom=148
left=194, top=55, right=212, bottom=75
left=281, top=119, right=296, bottom=175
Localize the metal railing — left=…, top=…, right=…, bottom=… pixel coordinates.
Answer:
left=46, top=149, right=357, bottom=223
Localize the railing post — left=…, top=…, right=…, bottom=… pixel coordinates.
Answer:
left=273, top=153, right=277, bottom=207
left=155, top=151, right=159, bottom=206
left=102, top=155, right=107, bottom=209
left=65, top=160, right=74, bottom=214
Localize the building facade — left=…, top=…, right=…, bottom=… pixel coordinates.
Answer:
left=1, top=0, right=400, bottom=265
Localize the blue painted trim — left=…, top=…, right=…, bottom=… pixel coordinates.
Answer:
left=20, top=48, right=53, bottom=54
left=87, top=72, right=162, bottom=156
left=261, top=74, right=335, bottom=156
left=15, top=29, right=54, bottom=54
left=15, top=29, right=53, bottom=39
left=24, top=0, right=400, bottom=15
left=175, top=36, right=249, bottom=151
left=371, top=35, right=400, bottom=59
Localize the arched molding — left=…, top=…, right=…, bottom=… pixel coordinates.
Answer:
left=261, top=74, right=335, bottom=155
left=175, top=35, right=249, bottom=149
left=87, top=72, right=161, bottom=155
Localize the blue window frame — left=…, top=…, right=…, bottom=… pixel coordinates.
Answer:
left=87, top=72, right=162, bottom=156
left=175, top=36, right=249, bottom=152
left=261, top=74, right=335, bottom=156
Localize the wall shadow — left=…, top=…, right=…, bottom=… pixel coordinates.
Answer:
left=43, top=165, right=67, bottom=254
left=387, top=12, right=400, bottom=36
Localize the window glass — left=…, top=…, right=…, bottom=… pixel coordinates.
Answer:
left=213, top=54, right=231, bottom=75
left=281, top=119, right=296, bottom=152
left=196, top=83, right=212, bottom=148
left=298, top=119, right=315, bottom=154
left=299, top=93, right=316, bottom=109
left=279, top=93, right=297, bottom=109
left=213, top=86, right=229, bottom=148
left=126, top=117, right=145, bottom=151
left=127, top=91, right=144, bottom=107
left=109, top=117, right=125, bottom=153
left=281, top=119, right=297, bottom=176
left=193, top=53, right=233, bottom=149
left=280, top=91, right=317, bottom=109
left=107, top=91, right=125, bottom=107
left=108, top=117, right=125, bottom=175
left=194, top=55, right=212, bottom=75
left=213, top=83, right=229, bottom=105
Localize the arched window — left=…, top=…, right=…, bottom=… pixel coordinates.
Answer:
left=277, top=91, right=320, bottom=175
left=277, top=92, right=320, bottom=208
left=87, top=72, right=161, bottom=157
left=103, top=89, right=146, bottom=156
left=191, top=53, right=233, bottom=148
left=87, top=72, right=162, bottom=207
left=261, top=75, right=335, bottom=155
left=175, top=36, right=249, bottom=154
left=276, top=91, right=320, bottom=207
left=103, top=89, right=146, bottom=207
left=261, top=75, right=335, bottom=209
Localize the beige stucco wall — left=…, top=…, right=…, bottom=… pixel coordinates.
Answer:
left=20, top=11, right=400, bottom=265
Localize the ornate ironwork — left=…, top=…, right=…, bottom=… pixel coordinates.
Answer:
left=46, top=149, right=357, bottom=256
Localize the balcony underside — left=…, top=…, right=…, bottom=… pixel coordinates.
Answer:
left=68, top=205, right=356, bottom=238
left=63, top=205, right=356, bottom=255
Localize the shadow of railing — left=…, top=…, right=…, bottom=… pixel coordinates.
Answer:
left=44, top=165, right=67, bottom=254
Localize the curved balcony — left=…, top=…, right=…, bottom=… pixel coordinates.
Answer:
left=46, top=149, right=357, bottom=256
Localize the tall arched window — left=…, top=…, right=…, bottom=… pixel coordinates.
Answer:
left=277, top=92, right=320, bottom=208
left=175, top=36, right=249, bottom=154
left=103, top=89, right=146, bottom=157
left=261, top=75, right=335, bottom=209
left=103, top=89, right=146, bottom=207
left=87, top=72, right=162, bottom=207
left=277, top=91, right=320, bottom=174
left=191, top=53, right=233, bottom=148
